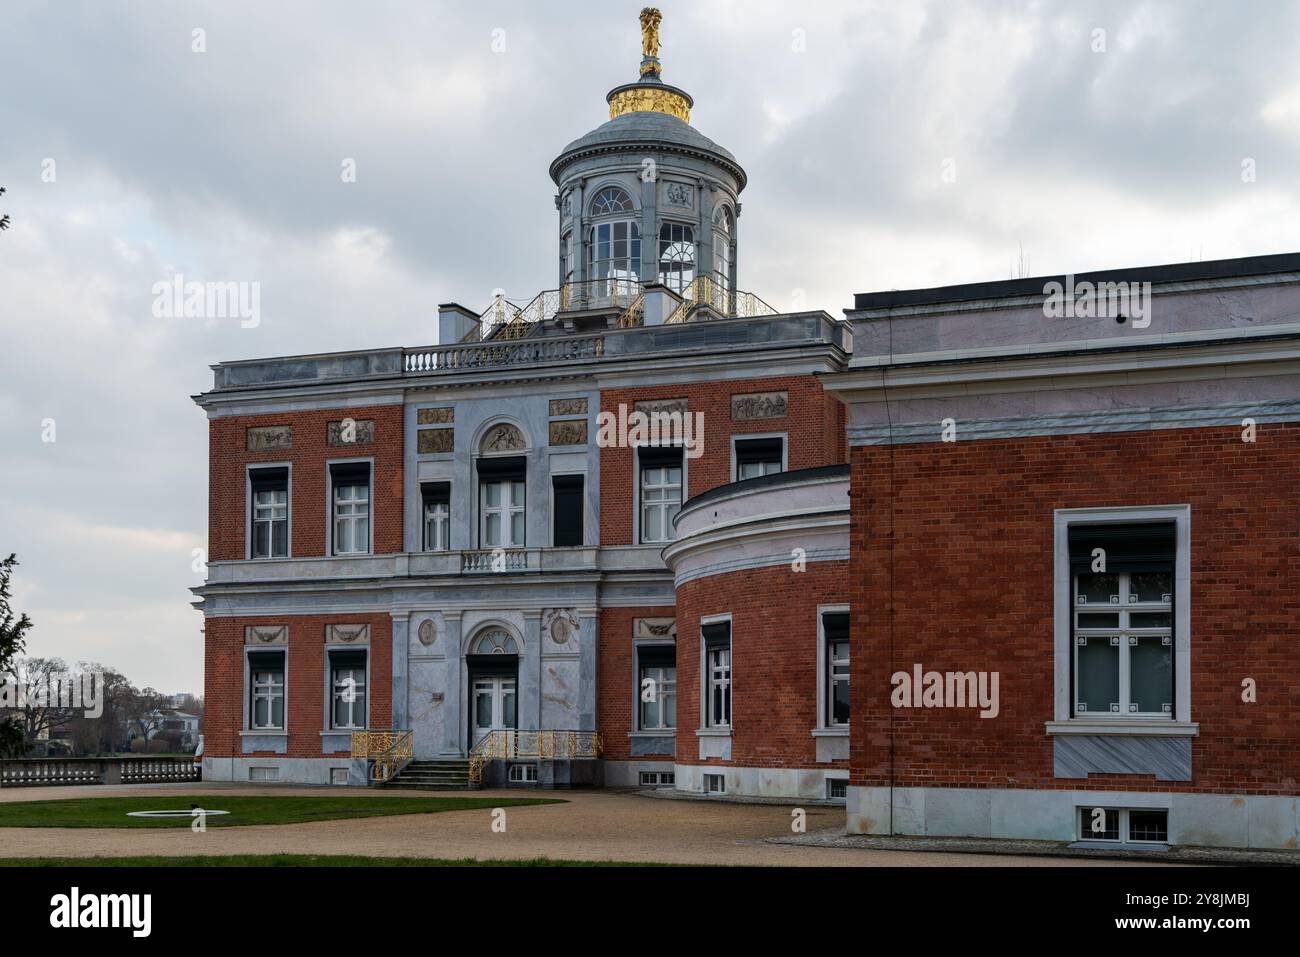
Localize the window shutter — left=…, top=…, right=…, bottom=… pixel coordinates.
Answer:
left=1068, top=522, right=1176, bottom=573
left=637, top=644, right=676, bottom=669
left=735, top=437, right=782, bottom=466
left=249, top=466, right=288, bottom=492
left=822, top=612, right=850, bottom=643
left=702, top=622, right=730, bottom=649
left=638, top=445, right=684, bottom=470
left=476, top=455, right=527, bottom=482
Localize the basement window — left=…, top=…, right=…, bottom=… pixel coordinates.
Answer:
left=508, top=763, right=538, bottom=783
left=826, top=778, right=848, bottom=802
left=703, top=773, right=726, bottom=794
left=1077, top=807, right=1168, bottom=844
left=639, top=771, right=675, bottom=787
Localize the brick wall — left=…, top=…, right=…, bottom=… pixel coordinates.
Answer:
left=207, top=405, right=405, bottom=561
left=599, top=376, right=845, bottom=545
left=598, top=605, right=677, bottom=761
left=675, top=560, right=850, bottom=768
left=203, top=615, right=392, bottom=758
left=849, top=424, right=1300, bottom=795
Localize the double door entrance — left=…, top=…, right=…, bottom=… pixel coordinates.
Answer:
left=471, top=675, right=517, bottom=747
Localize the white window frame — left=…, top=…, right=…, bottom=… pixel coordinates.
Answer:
left=327, top=648, right=369, bottom=731
left=245, top=463, right=291, bottom=560
left=246, top=649, right=286, bottom=732
left=1072, top=571, right=1173, bottom=718
left=423, top=485, right=450, bottom=552
left=636, top=645, right=677, bottom=732
left=1076, top=806, right=1169, bottom=845
left=1049, top=505, right=1194, bottom=735
left=699, top=614, right=732, bottom=731
left=730, top=432, right=787, bottom=482
left=816, top=604, right=850, bottom=731
left=326, top=458, right=374, bottom=557
left=636, top=447, right=684, bottom=545
left=480, top=478, right=526, bottom=548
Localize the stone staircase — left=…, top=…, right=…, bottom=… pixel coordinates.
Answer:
left=381, top=759, right=473, bottom=791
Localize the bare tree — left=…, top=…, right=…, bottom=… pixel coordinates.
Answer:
left=7, top=657, right=80, bottom=752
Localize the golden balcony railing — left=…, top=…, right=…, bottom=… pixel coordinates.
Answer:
left=664, top=272, right=777, bottom=325
left=467, top=729, right=604, bottom=785
left=351, top=729, right=413, bottom=783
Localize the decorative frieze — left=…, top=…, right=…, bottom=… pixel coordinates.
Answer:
left=246, top=426, right=292, bottom=452
left=327, top=418, right=375, bottom=446
left=634, top=398, right=688, bottom=416
left=549, top=397, right=588, bottom=417
left=326, top=624, right=370, bottom=645
left=731, top=391, right=789, bottom=421
left=244, top=625, right=287, bottom=645
left=664, top=182, right=694, bottom=208
left=418, top=428, right=454, bottom=454
left=482, top=422, right=526, bottom=452
left=417, top=408, right=454, bottom=425
left=549, top=420, right=588, bottom=446
left=633, top=617, right=677, bottom=640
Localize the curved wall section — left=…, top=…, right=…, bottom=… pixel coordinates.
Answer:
left=664, top=467, right=850, bottom=800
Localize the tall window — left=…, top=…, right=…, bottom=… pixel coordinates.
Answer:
left=703, top=621, right=731, bottom=729
left=823, top=611, right=850, bottom=727
left=562, top=231, right=574, bottom=283
left=658, top=222, right=695, bottom=293
left=481, top=480, right=525, bottom=547
left=1069, top=523, right=1175, bottom=717
left=248, top=651, right=285, bottom=730
left=249, top=466, right=288, bottom=558
left=638, top=447, right=683, bottom=544
left=330, top=649, right=367, bottom=730
left=713, top=205, right=733, bottom=294
left=638, top=645, right=677, bottom=731
left=552, top=474, right=584, bottom=547
left=734, top=436, right=783, bottom=481
left=422, top=482, right=450, bottom=551
left=330, top=462, right=371, bottom=555
left=587, top=187, right=640, bottom=295
left=478, top=455, right=526, bottom=548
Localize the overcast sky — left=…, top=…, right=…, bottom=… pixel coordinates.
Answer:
left=2, top=0, right=1298, bottom=693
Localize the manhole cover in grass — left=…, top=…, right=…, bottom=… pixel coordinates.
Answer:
left=126, top=810, right=231, bottom=818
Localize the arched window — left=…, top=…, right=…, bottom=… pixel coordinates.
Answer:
left=658, top=222, right=695, bottom=294
left=713, top=206, right=733, bottom=295
left=471, top=629, right=519, bottom=656
left=589, top=187, right=634, bottom=216
left=587, top=187, right=641, bottom=296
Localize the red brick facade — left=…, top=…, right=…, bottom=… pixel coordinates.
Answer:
left=207, top=405, right=405, bottom=562
left=599, top=376, right=845, bottom=545
left=204, top=615, right=392, bottom=759
left=849, top=425, right=1300, bottom=796
left=598, top=605, right=677, bottom=762
left=675, top=561, right=850, bottom=769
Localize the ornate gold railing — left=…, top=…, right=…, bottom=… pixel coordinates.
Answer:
left=664, top=272, right=777, bottom=325
left=467, top=729, right=604, bottom=785
left=467, top=279, right=643, bottom=343
left=351, top=729, right=413, bottom=783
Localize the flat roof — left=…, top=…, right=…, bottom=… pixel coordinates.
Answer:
left=853, top=251, right=1300, bottom=311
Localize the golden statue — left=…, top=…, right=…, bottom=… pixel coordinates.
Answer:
left=640, top=7, right=662, bottom=60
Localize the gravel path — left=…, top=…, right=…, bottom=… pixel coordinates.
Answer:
left=0, top=784, right=1165, bottom=867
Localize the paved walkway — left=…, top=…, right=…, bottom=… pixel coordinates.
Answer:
left=0, top=784, right=1167, bottom=867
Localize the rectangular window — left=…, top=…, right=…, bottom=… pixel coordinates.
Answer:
left=1069, top=522, right=1175, bottom=718
left=637, top=645, right=677, bottom=731
left=329, top=649, right=367, bottom=730
left=703, top=773, right=726, bottom=794
left=826, top=778, right=848, bottom=801
left=1077, top=807, right=1168, bottom=844
left=552, top=474, right=584, bottom=547
left=249, top=467, right=289, bottom=558
left=639, top=446, right=683, bottom=544
left=422, top=482, right=450, bottom=552
left=478, top=456, right=526, bottom=548
left=703, top=621, right=731, bottom=729
left=823, top=611, right=850, bottom=727
left=248, top=651, right=285, bottom=731
left=249, top=767, right=279, bottom=782
left=330, top=462, right=371, bottom=555
left=508, top=763, right=539, bottom=783
left=639, top=770, right=675, bottom=787
left=734, top=436, right=783, bottom=481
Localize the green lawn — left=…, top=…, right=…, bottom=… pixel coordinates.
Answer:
left=0, top=855, right=656, bottom=867
left=0, top=794, right=562, bottom=828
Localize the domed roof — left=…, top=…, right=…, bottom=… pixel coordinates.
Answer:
left=550, top=110, right=745, bottom=187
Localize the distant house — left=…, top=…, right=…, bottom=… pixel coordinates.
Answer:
left=139, top=710, right=200, bottom=751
